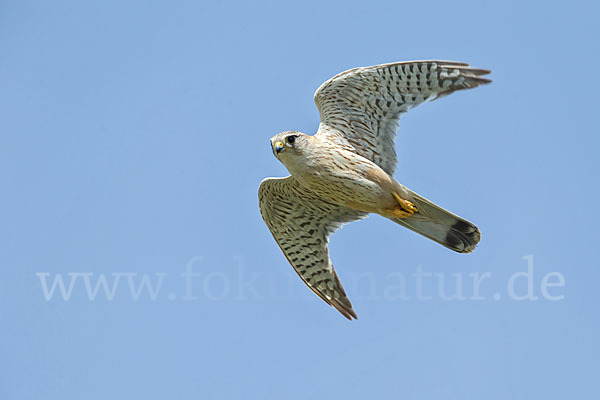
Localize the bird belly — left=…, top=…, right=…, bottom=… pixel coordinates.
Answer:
left=295, top=167, right=398, bottom=214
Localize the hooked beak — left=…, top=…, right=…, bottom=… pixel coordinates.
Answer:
left=273, top=141, right=284, bottom=154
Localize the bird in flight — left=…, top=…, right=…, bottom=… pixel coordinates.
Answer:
left=259, top=60, right=491, bottom=320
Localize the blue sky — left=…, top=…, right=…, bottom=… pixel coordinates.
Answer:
left=1, top=1, right=598, bottom=399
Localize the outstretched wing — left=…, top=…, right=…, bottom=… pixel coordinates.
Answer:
left=258, top=176, right=367, bottom=320
left=314, top=60, right=491, bottom=175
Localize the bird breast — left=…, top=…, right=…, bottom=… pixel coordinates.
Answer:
left=290, top=145, right=395, bottom=211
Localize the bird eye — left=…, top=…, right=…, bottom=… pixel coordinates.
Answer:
left=286, top=136, right=296, bottom=144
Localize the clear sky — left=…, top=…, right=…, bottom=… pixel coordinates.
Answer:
left=1, top=1, right=598, bottom=399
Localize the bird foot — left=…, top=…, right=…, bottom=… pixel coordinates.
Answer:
left=384, top=193, right=418, bottom=218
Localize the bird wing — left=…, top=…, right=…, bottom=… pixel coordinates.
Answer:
left=258, top=176, right=367, bottom=320
left=314, top=60, right=491, bottom=175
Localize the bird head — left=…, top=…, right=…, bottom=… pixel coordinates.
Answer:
left=269, top=131, right=307, bottom=160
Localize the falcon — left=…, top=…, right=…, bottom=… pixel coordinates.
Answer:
left=258, top=60, right=491, bottom=320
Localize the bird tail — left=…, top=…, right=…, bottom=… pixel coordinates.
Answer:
left=389, top=190, right=481, bottom=253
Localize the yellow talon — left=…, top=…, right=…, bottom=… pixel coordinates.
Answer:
left=384, top=192, right=418, bottom=218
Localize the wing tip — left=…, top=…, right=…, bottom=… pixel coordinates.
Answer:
left=332, top=299, right=358, bottom=320
left=435, top=62, right=492, bottom=88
